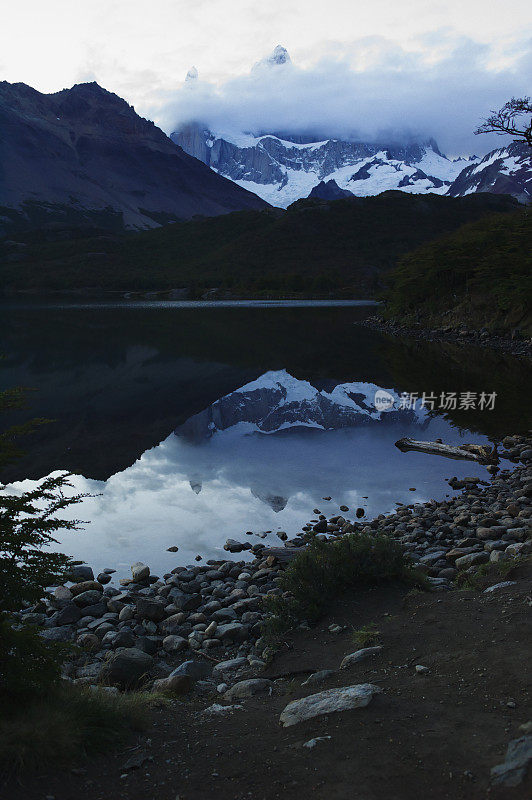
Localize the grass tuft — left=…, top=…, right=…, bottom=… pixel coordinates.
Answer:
left=351, top=623, right=381, bottom=648
left=0, top=683, right=165, bottom=770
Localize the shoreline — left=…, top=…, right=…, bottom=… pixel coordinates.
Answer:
left=16, top=433, right=531, bottom=694
left=6, top=432, right=531, bottom=798
left=357, top=315, right=532, bottom=359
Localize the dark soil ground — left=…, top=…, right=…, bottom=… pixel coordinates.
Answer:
left=3, top=571, right=531, bottom=800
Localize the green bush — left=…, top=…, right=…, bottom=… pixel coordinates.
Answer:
left=262, top=533, right=424, bottom=643
left=0, top=473, right=86, bottom=613
left=454, top=555, right=531, bottom=591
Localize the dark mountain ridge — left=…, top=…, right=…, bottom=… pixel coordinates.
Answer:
left=0, top=80, right=267, bottom=233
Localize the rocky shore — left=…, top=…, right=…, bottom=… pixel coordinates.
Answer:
left=13, top=435, right=530, bottom=708
left=359, top=315, right=532, bottom=358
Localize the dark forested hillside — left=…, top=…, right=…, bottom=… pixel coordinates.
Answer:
left=383, top=210, right=531, bottom=332
left=0, top=192, right=519, bottom=295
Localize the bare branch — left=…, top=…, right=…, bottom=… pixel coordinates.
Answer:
left=475, top=96, right=532, bottom=147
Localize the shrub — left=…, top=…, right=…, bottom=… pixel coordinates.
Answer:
left=262, top=533, right=424, bottom=644
left=352, top=623, right=381, bottom=648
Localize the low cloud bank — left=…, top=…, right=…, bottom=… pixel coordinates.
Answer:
left=153, top=33, right=532, bottom=155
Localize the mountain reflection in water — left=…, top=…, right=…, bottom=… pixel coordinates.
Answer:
left=6, top=372, right=496, bottom=578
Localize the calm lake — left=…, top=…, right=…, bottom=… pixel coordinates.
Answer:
left=1, top=300, right=529, bottom=578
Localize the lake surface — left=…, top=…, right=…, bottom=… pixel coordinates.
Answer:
left=1, top=300, right=529, bottom=577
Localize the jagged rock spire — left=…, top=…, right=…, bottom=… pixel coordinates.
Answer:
left=252, top=45, right=291, bottom=71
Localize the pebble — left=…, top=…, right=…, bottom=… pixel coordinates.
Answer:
left=302, top=736, right=332, bottom=749
left=202, top=703, right=244, bottom=715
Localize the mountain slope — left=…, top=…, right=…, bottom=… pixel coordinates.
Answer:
left=0, top=81, right=267, bottom=233
left=447, top=141, right=531, bottom=204
left=172, top=123, right=473, bottom=208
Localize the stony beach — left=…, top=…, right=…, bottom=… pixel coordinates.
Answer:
left=358, top=315, right=532, bottom=358
left=16, top=434, right=531, bottom=699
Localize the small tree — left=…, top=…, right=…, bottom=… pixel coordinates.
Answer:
left=0, top=388, right=86, bottom=704
left=0, top=388, right=86, bottom=612
left=0, top=474, right=86, bottom=613
left=475, top=97, right=532, bottom=147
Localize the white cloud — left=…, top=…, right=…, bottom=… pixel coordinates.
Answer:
left=152, top=33, right=532, bottom=155
left=1, top=2, right=531, bottom=154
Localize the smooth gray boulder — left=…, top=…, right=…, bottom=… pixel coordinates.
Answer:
left=163, top=635, right=188, bottom=654
left=131, top=562, right=150, bottom=582
left=82, top=601, right=107, bottom=618
left=136, top=597, right=167, bottom=622
left=53, top=586, right=73, bottom=606
left=491, top=735, right=532, bottom=787
left=301, top=669, right=337, bottom=687
left=224, top=679, right=273, bottom=701
left=170, top=660, right=212, bottom=680
left=101, top=629, right=135, bottom=648
left=340, top=646, right=383, bottom=669
left=159, top=613, right=186, bottom=634
left=212, top=657, right=248, bottom=677
left=101, top=647, right=153, bottom=687
left=40, top=625, right=76, bottom=642
left=279, top=684, right=382, bottom=727
left=216, top=623, right=249, bottom=643
left=73, top=589, right=103, bottom=607
left=454, top=552, right=489, bottom=569
left=166, top=589, right=202, bottom=612
left=50, top=602, right=81, bottom=626
left=152, top=675, right=193, bottom=694
left=67, top=564, right=94, bottom=583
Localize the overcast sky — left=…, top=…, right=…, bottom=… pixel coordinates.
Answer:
left=1, top=0, right=531, bottom=154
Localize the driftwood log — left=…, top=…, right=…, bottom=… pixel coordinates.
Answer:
left=395, top=437, right=497, bottom=465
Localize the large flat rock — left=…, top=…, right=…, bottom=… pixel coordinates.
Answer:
left=279, top=683, right=382, bottom=727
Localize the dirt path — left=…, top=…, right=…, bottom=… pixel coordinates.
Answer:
left=4, top=572, right=531, bottom=800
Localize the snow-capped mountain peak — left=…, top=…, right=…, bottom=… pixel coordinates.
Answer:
left=185, top=66, right=198, bottom=82
left=447, top=140, right=531, bottom=204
